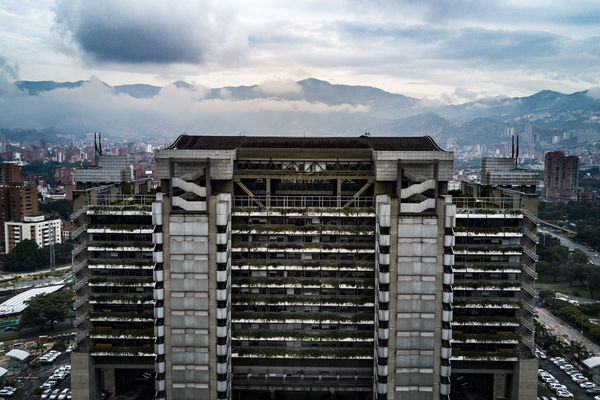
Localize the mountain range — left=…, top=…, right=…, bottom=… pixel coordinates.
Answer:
left=5, top=78, right=600, bottom=146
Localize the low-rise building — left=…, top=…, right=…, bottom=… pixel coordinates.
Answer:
left=4, top=215, right=62, bottom=253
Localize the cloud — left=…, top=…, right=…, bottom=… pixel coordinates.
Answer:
left=257, top=79, right=302, bottom=96
left=0, top=77, right=369, bottom=138
left=52, top=0, right=245, bottom=64
left=0, top=57, right=19, bottom=80
left=586, top=87, right=600, bottom=99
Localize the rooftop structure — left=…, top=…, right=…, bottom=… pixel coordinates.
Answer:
left=0, top=285, right=64, bottom=316
left=72, top=155, right=134, bottom=185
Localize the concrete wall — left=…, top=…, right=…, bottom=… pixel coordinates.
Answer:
left=394, top=216, right=439, bottom=399
left=168, top=213, right=211, bottom=399
left=71, top=352, right=95, bottom=400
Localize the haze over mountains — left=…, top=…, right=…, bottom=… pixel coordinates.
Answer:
left=3, top=78, right=600, bottom=146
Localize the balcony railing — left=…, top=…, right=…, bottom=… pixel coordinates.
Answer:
left=88, top=194, right=154, bottom=210
left=233, top=195, right=374, bottom=209
left=453, top=197, right=522, bottom=211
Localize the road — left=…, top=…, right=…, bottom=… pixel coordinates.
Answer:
left=536, top=305, right=600, bottom=356
left=541, top=228, right=600, bottom=266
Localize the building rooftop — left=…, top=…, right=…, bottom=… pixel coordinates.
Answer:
left=167, top=135, right=445, bottom=152
left=6, top=349, right=29, bottom=361
left=583, top=356, right=600, bottom=369
left=0, top=285, right=64, bottom=316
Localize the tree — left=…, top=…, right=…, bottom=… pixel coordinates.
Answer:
left=570, top=249, right=589, bottom=265
left=19, top=291, right=73, bottom=330
left=39, top=200, right=73, bottom=220
left=590, top=271, right=600, bottom=298
left=0, top=240, right=47, bottom=272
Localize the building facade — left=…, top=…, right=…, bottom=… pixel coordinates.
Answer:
left=544, top=151, right=579, bottom=200
left=0, top=164, right=39, bottom=253
left=72, top=137, right=538, bottom=400
left=4, top=215, right=62, bottom=253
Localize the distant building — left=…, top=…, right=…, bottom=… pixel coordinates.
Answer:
left=0, top=162, right=21, bottom=186
left=4, top=215, right=62, bottom=254
left=544, top=151, right=579, bottom=200
left=578, top=189, right=598, bottom=201
left=54, top=166, right=74, bottom=185
left=0, top=175, right=39, bottom=253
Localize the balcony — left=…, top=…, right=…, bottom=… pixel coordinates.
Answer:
left=377, top=365, right=388, bottom=376
left=443, top=273, right=454, bottom=285
left=442, top=310, right=453, bottom=323
left=153, top=270, right=164, bottom=282
left=441, top=365, right=451, bottom=377
left=377, top=329, right=389, bottom=340
left=441, top=347, right=452, bottom=359
left=379, top=291, right=389, bottom=303
left=378, top=309, right=389, bottom=322
left=156, top=361, right=165, bottom=374
left=233, top=195, right=374, bottom=210
left=442, top=291, right=453, bottom=304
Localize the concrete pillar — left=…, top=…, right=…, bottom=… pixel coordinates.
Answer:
left=511, top=358, right=538, bottom=400
left=71, top=352, right=94, bottom=400
left=103, top=368, right=116, bottom=395
left=493, top=373, right=507, bottom=400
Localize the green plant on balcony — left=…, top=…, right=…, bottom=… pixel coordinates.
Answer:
left=234, top=329, right=373, bottom=340
left=233, top=348, right=373, bottom=359
left=89, top=311, right=154, bottom=319
left=234, top=295, right=373, bottom=306
left=232, top=277, right=374, bottom=289
left=88, top=224, right=154, bottom=231
left=452, top=333, right=520, bottom=342
left=90, top=345, right=154, bottom=355
left=451, top=349, right=518, bottom=360
left=452, top=315, right=519, bottom=324
left=91, top=326, right=154, bottom=337
left=232, top=312, right=373, bottom=323
left=89, top=277, right=153, bottom=286
left=89, top=295, right=154, bottom=304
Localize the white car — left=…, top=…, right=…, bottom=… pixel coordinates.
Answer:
left=41, top=389, right=52, bottom=399
left=581, top=381, right=596, bottom=389
left=49, top=388, right=60, bottom=400
left=559, top=364, right=573, bottom=370
left=57, top=388, right=70, bottom=400
left=556, top=391, right=573, bottom=398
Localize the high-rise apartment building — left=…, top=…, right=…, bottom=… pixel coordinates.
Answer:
left=0, top=162, right=21, bottom=186
left=0, top=163, right=39, bottom=253
left=544, top=151, right=579, bottom=200
left=72, top=137, right=538, bottom=400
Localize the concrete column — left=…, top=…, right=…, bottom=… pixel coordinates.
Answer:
left=388, top=198, right=398, bottom=400
left=511, top=358, right=537, bottom=400
left=493, top=373, right=507, bottom=400
left=71, top=352, right=95, bottom=400
left=266, top=178, right=271, bottom=207
left=208, top=195, right=217, bottom=400
left=103, top=368, right=116, bottom=395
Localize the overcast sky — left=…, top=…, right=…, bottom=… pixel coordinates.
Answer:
left=1, top=0, right=600, bottom=102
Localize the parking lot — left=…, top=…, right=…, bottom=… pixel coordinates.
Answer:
left=11, top=350, right=71, bottom=400
left=539, top=357, right=596, bottom=399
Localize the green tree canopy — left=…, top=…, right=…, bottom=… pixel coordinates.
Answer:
left=19, top=291, right=73, bottom=330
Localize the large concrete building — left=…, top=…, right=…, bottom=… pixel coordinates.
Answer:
left=71, top=137, right=538, bottom=400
